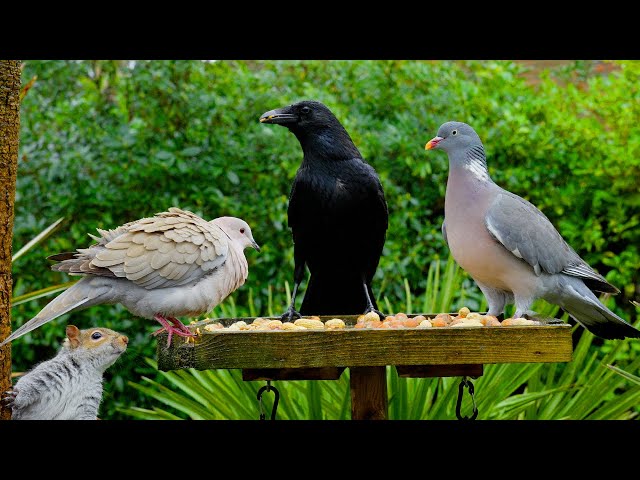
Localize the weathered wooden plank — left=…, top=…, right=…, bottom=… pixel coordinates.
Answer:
left=350, top=367, right=388, bottom=420
left=242, top=367, right=345, bottom=381
left=396, top=364, right=484, bottom=378
left=156, top=322, right=572, bottom=371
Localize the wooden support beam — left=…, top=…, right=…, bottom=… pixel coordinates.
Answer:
left=350, top=366, right=388, bottom=420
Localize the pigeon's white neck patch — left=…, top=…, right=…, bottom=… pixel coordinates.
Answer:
left=464, top=145, right=490, bottom=182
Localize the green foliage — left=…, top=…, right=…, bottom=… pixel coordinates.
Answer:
left=11, top=60, right=640, bottom=419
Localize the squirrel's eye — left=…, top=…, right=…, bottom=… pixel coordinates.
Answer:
left=452, top=130, right=458, bottom=136
left=240, top=228, right=245, bottom=234
left=91, top=332, right=102, bottom=340
left=301, top=106, right=311, bottom=114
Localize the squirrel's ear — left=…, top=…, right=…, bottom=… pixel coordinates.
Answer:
left=66, top=325, right=81, bottom=348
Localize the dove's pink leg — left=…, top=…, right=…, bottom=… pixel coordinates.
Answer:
left=151, top=314, right=195, bottom=347
left=167, top=316, right=195, bottom=335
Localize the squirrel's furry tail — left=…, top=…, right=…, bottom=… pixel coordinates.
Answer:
left=1, top=279, right=95, bottom=346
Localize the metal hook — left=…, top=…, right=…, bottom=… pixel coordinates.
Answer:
left=455, top=376, right=478, bottom=420
left=257, top=380, right=280, bottom=420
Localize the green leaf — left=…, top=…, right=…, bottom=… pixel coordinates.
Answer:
left=226, top=171, right=240, bottom=185
left=607, top=364, right=640, bottom=386
left=180, top=146, right=202, bottom=157
left=12, top=217, right=64, bottom=263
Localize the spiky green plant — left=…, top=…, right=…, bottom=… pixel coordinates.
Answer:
left=11, top=217, right=74, bottom=307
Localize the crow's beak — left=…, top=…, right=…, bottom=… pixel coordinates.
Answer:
left=259, top=107, right=298, bottom=125
left=251, top=240, right=261, bottom=252
left=425, top=136, right=443, bottom=150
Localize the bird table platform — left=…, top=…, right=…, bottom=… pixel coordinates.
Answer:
left=156, top=315, right=573, bottom=420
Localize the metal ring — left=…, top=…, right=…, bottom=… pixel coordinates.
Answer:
left=257, top=382, right=280, bottom=420
left=455, top=377, right=479, bottom=421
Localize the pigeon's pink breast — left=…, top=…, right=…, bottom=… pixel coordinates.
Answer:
left=445, top=169, right=538, bottom=295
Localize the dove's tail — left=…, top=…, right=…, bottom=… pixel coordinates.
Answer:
left=557, top=278, right=640, bottom=340
left=300, top=270, right=378, bottom=316
left=1, top=279, right=96, bottom=346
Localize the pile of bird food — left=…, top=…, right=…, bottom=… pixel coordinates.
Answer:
left=199, top=307, right=542, bottom=332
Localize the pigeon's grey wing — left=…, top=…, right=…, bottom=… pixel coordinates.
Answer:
left=484, top=192, right=617, bottom=292
left=60, top=207, right=229, bottom=290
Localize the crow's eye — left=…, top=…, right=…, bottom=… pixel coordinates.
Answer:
left=301, top=106, right=311, bottom=114
left=452, top=130, right=458, bottom=136
left=91, top=332, right=102, bottom=340
left=240, top=228, right=245, bottom=234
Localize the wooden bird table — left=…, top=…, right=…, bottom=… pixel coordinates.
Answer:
left=156, top=315, right=573, bottom=420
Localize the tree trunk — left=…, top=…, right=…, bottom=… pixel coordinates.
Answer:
left=0, top=60, right=20, bottom=420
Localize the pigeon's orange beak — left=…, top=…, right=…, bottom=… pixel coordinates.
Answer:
left=425, top=136, right=443, bottom=150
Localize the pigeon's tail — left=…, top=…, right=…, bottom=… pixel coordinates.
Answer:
left=300, top=271, right=377, bottom=317
left=1, top=279, right=96, bottom=346
left=558, top=279, right=640, bottom=340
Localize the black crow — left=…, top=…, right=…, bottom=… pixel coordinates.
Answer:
left=260, top=100, right=388, bottom=321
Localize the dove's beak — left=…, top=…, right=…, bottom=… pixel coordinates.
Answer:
left=251, top=240, right=261, bottom=252
left=425, top=136, right=443, bottom=150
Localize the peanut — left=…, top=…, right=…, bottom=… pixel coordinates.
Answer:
left=204, top=323, right=224, bottom=332
left=417, top=320, right=433, bottom=328
left=403, top=316, right=423, bottom=328
left=433, top=313, right=453, bottom=324
left=451, top=320, right=483, bottom=327
left=481, top=315, right=501, bottom=327
left=325, top=319, right=346, bottom=329
left=458, top=307, right=471, bottom=318
left=363, top=311, right=381, bottom=323
left=282, top=322, right=306, bottom=331
left=294, top=319, right=325, bottom=329
left=502, top=318, right=540, bottom=326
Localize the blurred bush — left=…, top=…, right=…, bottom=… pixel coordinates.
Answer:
left=10, top=60, right=640, bottom=418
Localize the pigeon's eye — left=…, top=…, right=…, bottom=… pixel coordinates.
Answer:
left=240, top=228, right=246, bottom=234
left=91, top=332, right=102, bottom=340
left=301, top=106, right=311, bottom=114
left=452, top=130, right=458, bottom=136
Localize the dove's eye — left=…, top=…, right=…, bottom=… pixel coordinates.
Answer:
left=240, top=228, right=246, bottom=234
left=452, top=130, right=458, bottom=136
left=91, top=331, right=102, bottom=340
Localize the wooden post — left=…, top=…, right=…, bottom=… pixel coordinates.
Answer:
left=0, top=60, right=21, bottom=421
left=350, top=366, right=388, bottom=420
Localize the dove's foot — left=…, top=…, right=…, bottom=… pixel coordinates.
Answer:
left=167, top=316, right=195, bottom=335
left=152, top=314, right=195, bottom=347
left=280, top=307, right=302, bottom=323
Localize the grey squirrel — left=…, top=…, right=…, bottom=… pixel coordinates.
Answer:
left=2, top=325, right=128, bottom=420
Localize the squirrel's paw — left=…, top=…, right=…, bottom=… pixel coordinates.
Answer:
left=1, top=388, right=18, bottom=408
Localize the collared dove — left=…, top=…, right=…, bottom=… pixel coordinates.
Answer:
left=260, top=100, right=388, bottom=321
left=1, top=207, right=260, bottom=347
left=425, top=121, right=639, bottom=339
